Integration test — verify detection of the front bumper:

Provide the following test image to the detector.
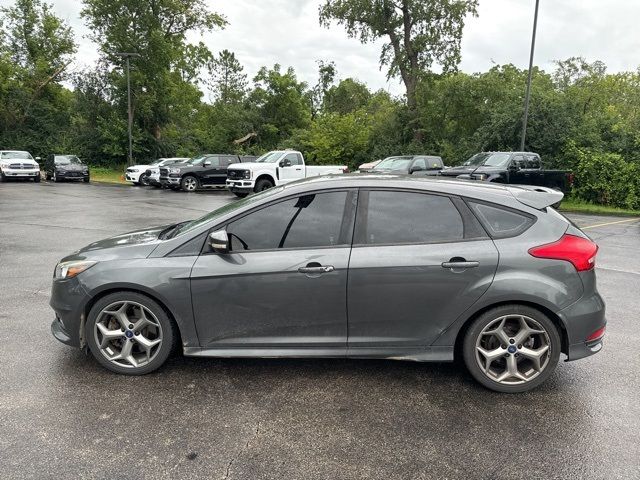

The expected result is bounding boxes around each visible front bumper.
[125,172,142,182]
[160,175,181,187]
[56,171,89,180]
[1,168,40,178]
[49,277,89,348]
[226,179,254,193]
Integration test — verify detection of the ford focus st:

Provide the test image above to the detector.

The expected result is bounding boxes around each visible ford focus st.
[50,176,605,393]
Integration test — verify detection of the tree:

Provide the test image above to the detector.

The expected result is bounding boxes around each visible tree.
[0,0,76,155]
[319,0,478,123]
[324,78,371,115]
[208,49,248,103]
[81,0,227,160]
[310,60,336,118]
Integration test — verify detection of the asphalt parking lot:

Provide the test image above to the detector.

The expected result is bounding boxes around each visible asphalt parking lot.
[1,180,639,479]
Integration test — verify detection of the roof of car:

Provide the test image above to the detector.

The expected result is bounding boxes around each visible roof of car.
[277,173,559,210]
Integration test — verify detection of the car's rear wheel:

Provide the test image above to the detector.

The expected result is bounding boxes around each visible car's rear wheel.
[86,292,177,375]
[180,175,199,192]
[463,305,560,393]
[254,178,274,192]
[53,171,59,182]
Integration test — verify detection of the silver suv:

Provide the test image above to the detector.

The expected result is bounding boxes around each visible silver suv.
[49,176,605,393]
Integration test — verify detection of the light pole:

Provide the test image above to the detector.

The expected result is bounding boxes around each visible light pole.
[114,52,140,166]
[520,0,540,152]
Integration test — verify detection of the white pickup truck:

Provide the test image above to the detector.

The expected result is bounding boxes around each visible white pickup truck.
[226,150,348,197]
[0,150,41,182]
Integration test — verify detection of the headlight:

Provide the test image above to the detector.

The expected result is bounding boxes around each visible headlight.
[54,260,97,279]
[243,170,251,179]
[169,168,181,174]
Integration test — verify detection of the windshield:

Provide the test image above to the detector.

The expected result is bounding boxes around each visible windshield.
[172,186,286,238]
[481,153,512,167]
[372,156,413,171]
[55,155,82,165]
[255,151,285,163]
[1,151,33,160]
[462,153,489,166]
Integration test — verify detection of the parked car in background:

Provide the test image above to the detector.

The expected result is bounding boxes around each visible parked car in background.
[226,150,349,197]
[44,155,90,183]
[370,155,444,176]
[439,152,573,193]
[0,150,41,182]
[358,159,381,172]
[160,154,255,192]
[49,175,605,393]
[144,158,190,187]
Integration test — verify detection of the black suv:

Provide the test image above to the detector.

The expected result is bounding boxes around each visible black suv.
[44,155,90,182]
[160,154,257,192]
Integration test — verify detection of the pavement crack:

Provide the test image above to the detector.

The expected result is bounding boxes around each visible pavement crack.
[222,421,261,480]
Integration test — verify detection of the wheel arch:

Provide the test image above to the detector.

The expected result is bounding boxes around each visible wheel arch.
[452,300,569,361]
[254,173,275,185]
[82,286,184,349]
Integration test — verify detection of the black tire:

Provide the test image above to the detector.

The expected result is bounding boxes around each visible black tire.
[462,304,561,393]
[34,174,40,183]
[84,176,90,183]
[180,175,199,192]
[53,171,59,182]
[139,173,150,186]
[0,173,5,182]
[46,172,51,180]
[254,178,274,192]
[234,191,249,198]
[85,291,178,375]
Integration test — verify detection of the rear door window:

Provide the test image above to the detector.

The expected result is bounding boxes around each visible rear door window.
[354,191,482,245]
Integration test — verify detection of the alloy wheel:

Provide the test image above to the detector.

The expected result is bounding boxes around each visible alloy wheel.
[93,301,163,368]
[475,314,551,385]
[183,177,197,191]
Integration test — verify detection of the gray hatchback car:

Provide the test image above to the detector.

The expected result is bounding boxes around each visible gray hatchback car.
[50,175,606,393]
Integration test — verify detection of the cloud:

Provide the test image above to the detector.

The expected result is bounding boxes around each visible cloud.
[10,0,639,96]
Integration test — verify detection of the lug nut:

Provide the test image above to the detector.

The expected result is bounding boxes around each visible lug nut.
[518,345,522,349]
[515,353,520,358]
[128,324,134,329]
[501,345,507,349]
[504,353,510,358]
[509,339,515,344]
[121,328,125,332]
[130,338,135,342]
[134,331,140,336]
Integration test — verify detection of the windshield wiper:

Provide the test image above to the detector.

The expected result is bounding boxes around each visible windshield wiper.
[163,221,193,239]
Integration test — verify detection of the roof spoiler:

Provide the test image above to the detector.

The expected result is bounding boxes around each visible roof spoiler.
[507,185,564,210]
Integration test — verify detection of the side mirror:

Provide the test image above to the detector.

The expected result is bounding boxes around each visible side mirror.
[410,166,425,173]
[208,229,229,254]
[203,161,211,167]
[35,156,41,161]
[279,159,292,167]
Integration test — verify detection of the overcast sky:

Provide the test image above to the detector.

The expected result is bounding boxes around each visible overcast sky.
[4,0,639,96]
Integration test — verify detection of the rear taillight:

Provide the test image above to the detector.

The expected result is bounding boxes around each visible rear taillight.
[586,326,606,342]
[567,172,575,186]
[528,234,598,271]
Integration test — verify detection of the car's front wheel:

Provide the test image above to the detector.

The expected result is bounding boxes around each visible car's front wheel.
[233,191,249,198]
[180,175,199,192]
[86,292,177,375]
[463,305,561,393]
[254,178,274,192]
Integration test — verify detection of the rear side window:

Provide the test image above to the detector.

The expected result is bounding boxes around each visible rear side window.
[355,191,480,245]
[468,202,535,239]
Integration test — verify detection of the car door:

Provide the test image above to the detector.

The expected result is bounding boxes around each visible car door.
[218,155,239,185]
[347,189,499,350]
[190,189,357,350]
[199,156,222,186]
[509,154,529,184]
[278,152,304,182]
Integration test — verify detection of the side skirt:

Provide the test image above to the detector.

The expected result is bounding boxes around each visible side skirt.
[183,346,454,362]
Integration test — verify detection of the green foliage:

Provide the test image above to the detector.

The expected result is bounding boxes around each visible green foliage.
[566,144,640,209]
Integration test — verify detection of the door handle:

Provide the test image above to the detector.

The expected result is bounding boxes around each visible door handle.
[441,260,479,269]
[298,264,335,274]
[295,168,302,171]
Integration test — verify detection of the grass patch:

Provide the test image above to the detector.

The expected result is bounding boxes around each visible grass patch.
[560,197,640,217]
[90,167,127,184]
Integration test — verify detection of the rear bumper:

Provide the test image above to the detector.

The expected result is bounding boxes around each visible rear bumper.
[558,291,606,361]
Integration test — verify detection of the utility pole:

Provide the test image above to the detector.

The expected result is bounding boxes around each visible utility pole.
[520,0,540,152]
[114,52,141,166]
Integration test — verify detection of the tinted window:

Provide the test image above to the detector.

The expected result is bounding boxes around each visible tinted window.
[227,191,350,251]
[526,155,540,168]
[469,202,534,238]
[513,155,526,168]
[222,156,238,165]
[355,191,464,245]
[205,156,220,167]
[412,158,427,170]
